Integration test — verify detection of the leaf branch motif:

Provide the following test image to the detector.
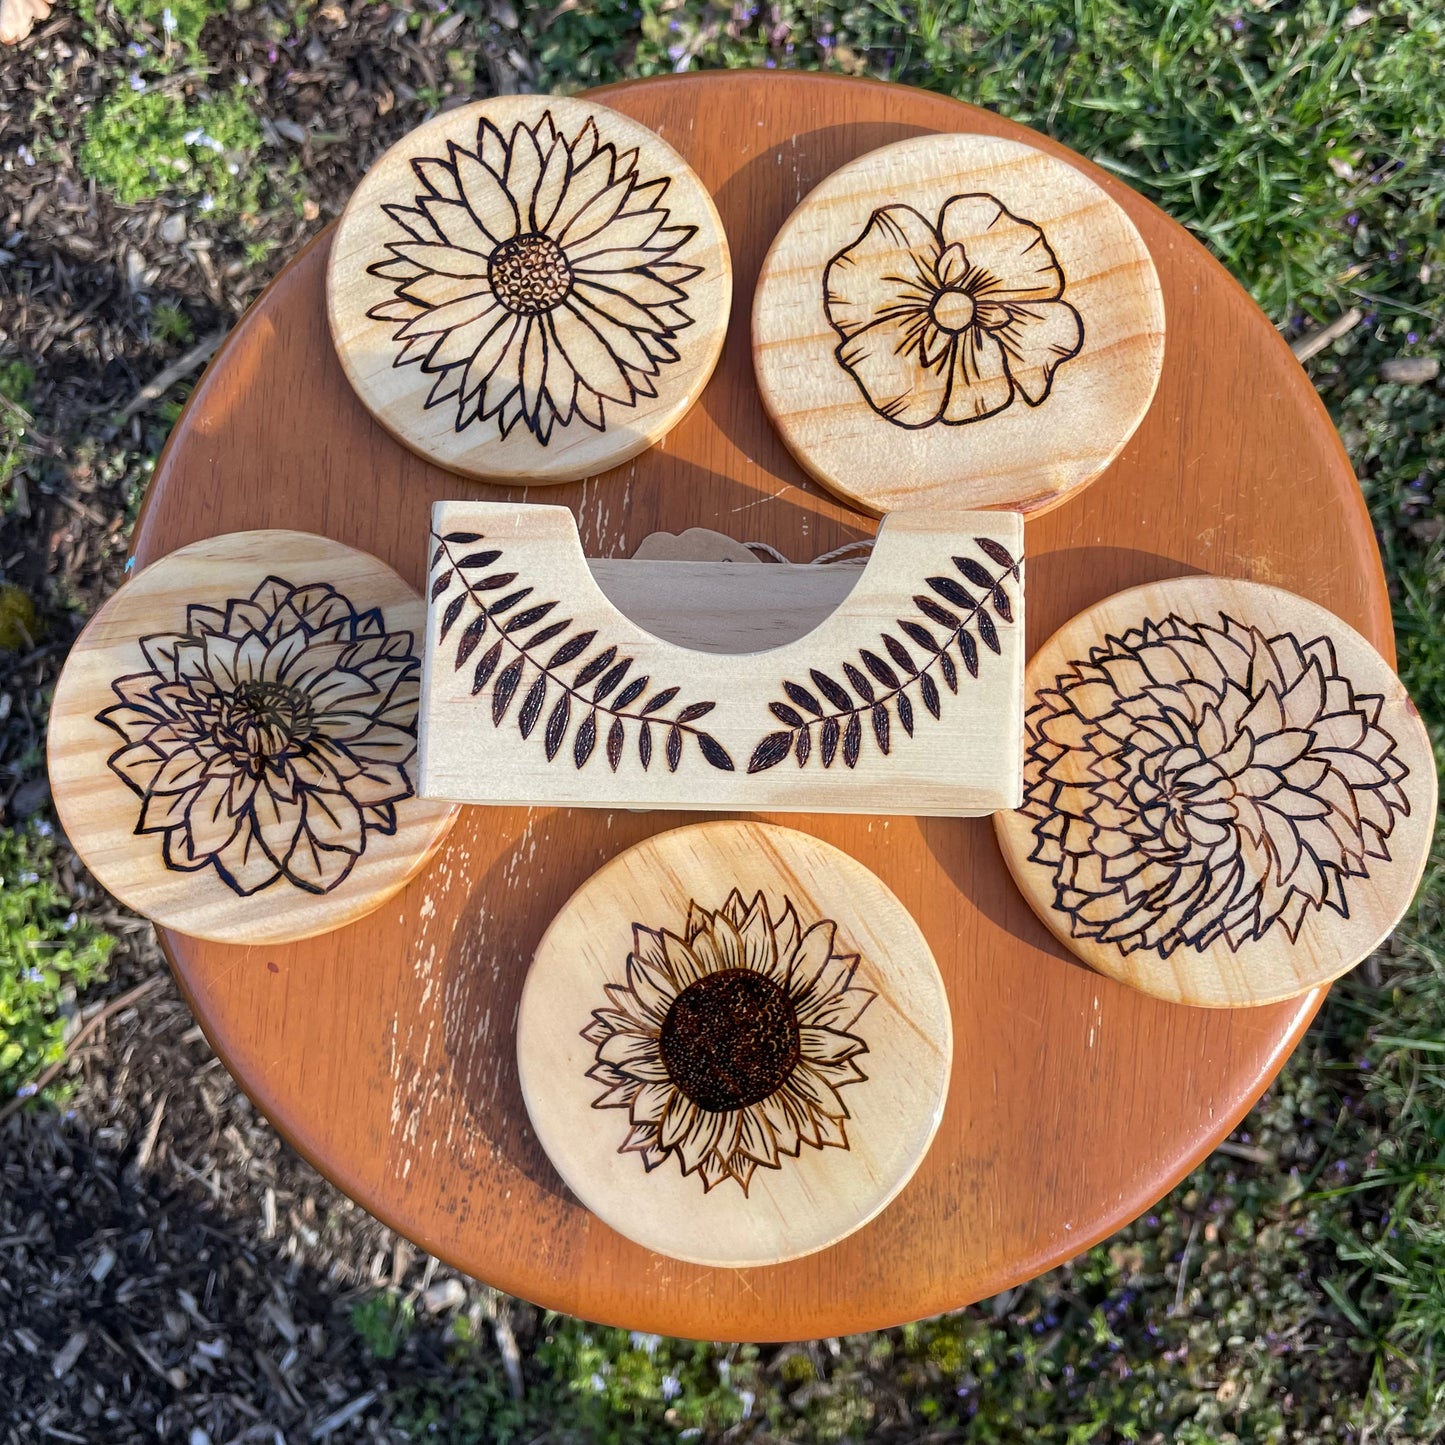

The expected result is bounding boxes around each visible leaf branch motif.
[747,537,1019,773]
[430,531,735,773]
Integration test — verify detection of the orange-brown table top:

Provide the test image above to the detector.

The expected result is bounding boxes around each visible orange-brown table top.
[133,72,1384,1341]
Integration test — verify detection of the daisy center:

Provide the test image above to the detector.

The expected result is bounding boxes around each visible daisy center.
[659,968,801,1113]
[218,679,315,769]
[930,287,977,333]
[488,232,573,315]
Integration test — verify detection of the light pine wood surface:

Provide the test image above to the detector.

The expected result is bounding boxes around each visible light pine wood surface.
[47,531,459,944]
[327,94,731,485]
[421,500,1024,814]
[994,577,1436,1007]
[518,821,951,1267]
[126,73,1389,1341]
[754,131,1165,516]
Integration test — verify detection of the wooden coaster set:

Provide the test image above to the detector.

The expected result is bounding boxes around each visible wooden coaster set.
[49,95,1435,1275]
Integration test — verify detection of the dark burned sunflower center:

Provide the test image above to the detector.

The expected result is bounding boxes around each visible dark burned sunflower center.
[488,232,573,315]
[659,968,801,1113]
[218,679,315,767]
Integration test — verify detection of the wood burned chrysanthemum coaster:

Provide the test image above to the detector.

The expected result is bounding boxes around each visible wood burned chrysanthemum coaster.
[753,132,1164,515]
[993,578,1436,1008]
[326,94,731,485]
[517,822,952,1267]
[47,531,459,945]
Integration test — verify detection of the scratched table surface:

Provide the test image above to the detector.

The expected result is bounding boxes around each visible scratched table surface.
[132,72,1387,1342]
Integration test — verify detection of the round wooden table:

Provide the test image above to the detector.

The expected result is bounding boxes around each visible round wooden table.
[135,72,1387,1341]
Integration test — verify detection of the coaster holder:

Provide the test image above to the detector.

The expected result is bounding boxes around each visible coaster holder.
[418,500,1026,817]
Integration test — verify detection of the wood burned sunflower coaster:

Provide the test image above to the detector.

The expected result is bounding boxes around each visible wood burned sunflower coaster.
[327,94,731,485]
[517,822,952,1267]
[994,578,1437,1008]
[47,531,459,945]
[753,132,1164,515]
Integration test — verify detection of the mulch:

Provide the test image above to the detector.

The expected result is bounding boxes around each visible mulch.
[1,5,548,1440]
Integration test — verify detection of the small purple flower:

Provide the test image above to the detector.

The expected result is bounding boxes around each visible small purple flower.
[1346,211,1361,227]
[1407,331,1419,343]
[17,1082,38,1099]
[128,72,147,92]
[1232,16,1244,31]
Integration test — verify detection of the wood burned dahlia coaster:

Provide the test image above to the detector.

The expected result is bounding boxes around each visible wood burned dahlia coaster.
[327,94,732,485]
[516,822,952,1267]
[753,132,1165,515]
[47,531,459,945]
[993,579,1437,1008]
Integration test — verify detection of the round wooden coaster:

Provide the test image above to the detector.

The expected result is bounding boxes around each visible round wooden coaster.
[753,131,1165,515]
[517,821,952,1268]
[327,94,732,485]
[47,531,459,945]
[994,578,1437,1007]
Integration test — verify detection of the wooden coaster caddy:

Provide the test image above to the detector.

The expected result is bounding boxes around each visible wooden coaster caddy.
[420,500,1024,815]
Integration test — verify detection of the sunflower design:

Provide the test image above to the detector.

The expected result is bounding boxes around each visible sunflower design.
[824,192,1084,429]
[98,577,421,897]
[582,890,875,1194]
[1021,612,1412,957]
[366,109,702,444]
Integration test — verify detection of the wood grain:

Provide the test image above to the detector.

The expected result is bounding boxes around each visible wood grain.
[518,821,951,1267]
[129,72,1388,1340]
[421,499,1024,814]
[47,531,459,945]
[994,577,1436,1007]
[754,131,1164,515]
[327,94,731,484]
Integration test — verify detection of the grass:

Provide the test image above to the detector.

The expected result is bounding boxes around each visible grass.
[0,359,36,511]
[0,823,113,1101]
[18,0,1445,1438]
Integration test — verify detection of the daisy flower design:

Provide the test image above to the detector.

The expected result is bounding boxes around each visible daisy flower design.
[1022,613,1412,956]
[98,578,420,897]
[824,192,1084,428]
[583,890,875,1194]
[366,109,702,444]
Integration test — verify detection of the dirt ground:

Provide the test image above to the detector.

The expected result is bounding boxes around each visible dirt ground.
[2,6,552,1441]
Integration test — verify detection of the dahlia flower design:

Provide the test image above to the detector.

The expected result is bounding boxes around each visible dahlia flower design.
[366,109,702,444]
[98,577,421,897]
[824,192,1083,429]
[1021,612,1412,957]
[583,890,875,1194]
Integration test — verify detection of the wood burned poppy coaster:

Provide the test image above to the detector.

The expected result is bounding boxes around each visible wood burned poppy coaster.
[753,132,1165,516]
[993,578,1437,1008]
[327,94,731,485]
[517,821,952,1267]
[47,531,460,945]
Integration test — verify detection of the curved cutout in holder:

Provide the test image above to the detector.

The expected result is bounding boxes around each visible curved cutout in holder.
[421,500,1024,815]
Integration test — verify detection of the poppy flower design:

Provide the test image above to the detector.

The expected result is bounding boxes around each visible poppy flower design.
[97,578,421,897]
[824,193,1083,428]
[1021,613,1412,957]
[583,889,874,1194]
[366,109,702,444]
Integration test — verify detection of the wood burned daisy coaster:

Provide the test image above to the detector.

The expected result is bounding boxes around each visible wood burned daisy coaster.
[994,578,1437,1008]
[753,132,1165,515]
[47,531,459,945]
[517,822,952,1267]
[327,95,731,485]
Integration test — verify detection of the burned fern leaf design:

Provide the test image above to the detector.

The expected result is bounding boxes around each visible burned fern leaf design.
[747,537,1020,774]
[430,531,734,773]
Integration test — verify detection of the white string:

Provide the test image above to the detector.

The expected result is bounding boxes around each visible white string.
[743,538,876,565]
